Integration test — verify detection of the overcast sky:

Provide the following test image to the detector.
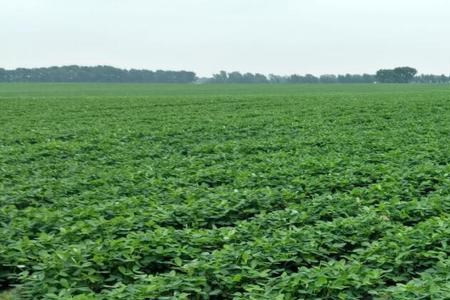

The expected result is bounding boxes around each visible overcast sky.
[1,0,449,76]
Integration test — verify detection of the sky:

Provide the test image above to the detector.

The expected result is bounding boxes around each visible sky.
[1,0,450,76]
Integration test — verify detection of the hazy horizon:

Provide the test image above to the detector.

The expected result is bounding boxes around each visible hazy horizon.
[2,0,450,77]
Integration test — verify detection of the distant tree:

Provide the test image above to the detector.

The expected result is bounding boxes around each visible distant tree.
[228,71,244,83]
[375,69,396,83]
[288,74,319,84]
[320,74,337,83]
[268,74,287,83]
[337,74,351,83]
[254,73,269,83]
[393,67,417,83]
[242,73,255,83]
[336,74,375,83]
[304,74,320,83]
[254,73,268,83]
[376,67,417,83]
[0,68,7,81]
[211,71,228,83]
[288,74,302,83]
[362,74,376,83]
[209,71,268,83]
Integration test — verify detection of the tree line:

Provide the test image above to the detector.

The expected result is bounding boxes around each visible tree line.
[208,72,377,84]
[1,65,450,84]
[0,66,196,83]
[207,67,450,84]
[208,67,436,84]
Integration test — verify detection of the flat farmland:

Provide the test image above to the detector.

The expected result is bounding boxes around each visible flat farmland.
[1,84,450,299]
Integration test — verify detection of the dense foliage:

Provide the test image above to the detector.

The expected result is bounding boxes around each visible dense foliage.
[375,67,418,83]
[0,66,197,83]
[1,84,450,299]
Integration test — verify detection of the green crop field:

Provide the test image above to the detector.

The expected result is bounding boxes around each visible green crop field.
[1,83,450,299]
